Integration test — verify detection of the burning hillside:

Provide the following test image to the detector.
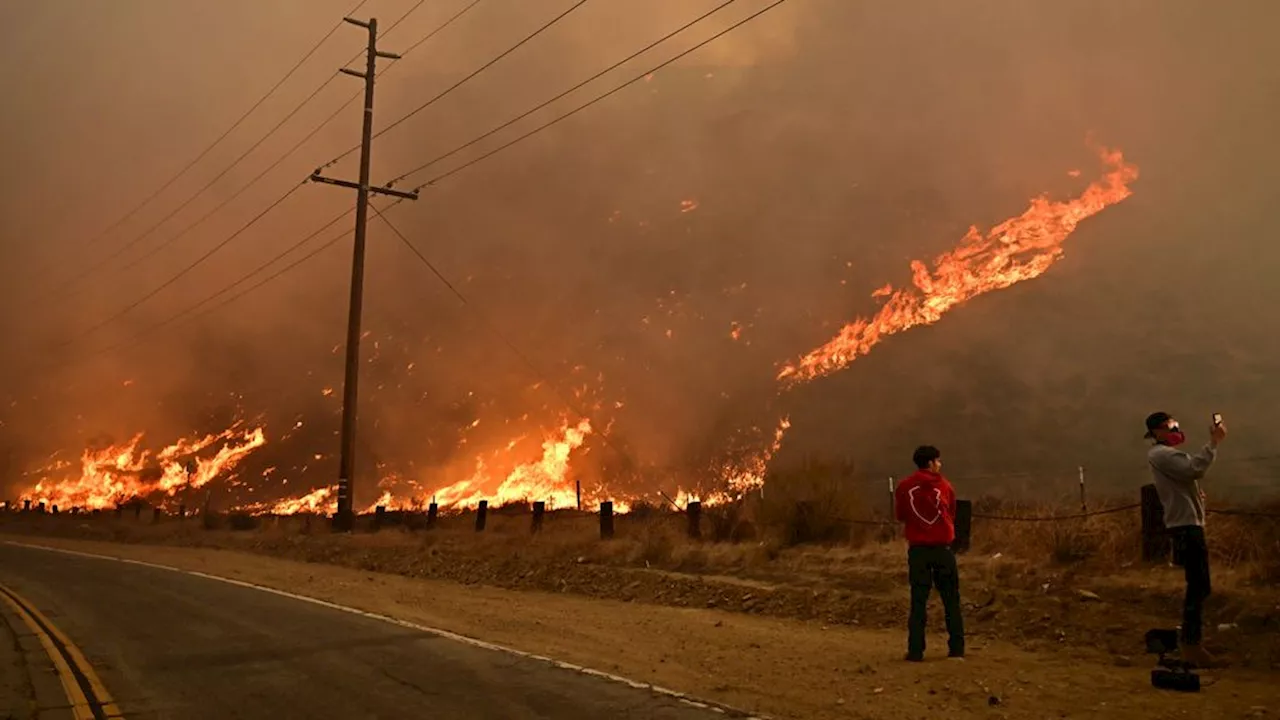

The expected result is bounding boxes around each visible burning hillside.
[15,146,1137,516]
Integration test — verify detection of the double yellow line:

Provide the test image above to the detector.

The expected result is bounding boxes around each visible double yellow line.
[0,583,122,720]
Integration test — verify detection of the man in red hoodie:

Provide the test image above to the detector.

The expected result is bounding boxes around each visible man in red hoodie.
[895,445,964,662]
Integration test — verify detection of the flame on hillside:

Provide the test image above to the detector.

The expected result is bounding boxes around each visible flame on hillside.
[431,418,595,509]
[778,147,1139,385]
[21,425,267,510]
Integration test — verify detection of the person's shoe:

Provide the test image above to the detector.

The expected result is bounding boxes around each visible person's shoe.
[904,652,924,663]
[947,651,965,661]
[1180,644,1216,669]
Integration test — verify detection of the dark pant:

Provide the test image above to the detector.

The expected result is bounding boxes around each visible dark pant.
[1170,525,1211,646]
[907,545,964,657]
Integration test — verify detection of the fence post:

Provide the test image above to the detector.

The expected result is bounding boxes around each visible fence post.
[51,505,59,515]
[531,501,545,534]
[1140,484,1170,563]
[427,502,439,529]
[576,481,582,512]
[37,502,46,514]
[888,476,895,519]
[600,501,615,539]
[178,504,186,520]
[23,499,31,512]
[953,499,972,554]
[475,501,488,532]
[373,505,386,531]
[134,503,142,521]
[687,500,702,540]
[152,508,164,523]
[1079,465,1087,513]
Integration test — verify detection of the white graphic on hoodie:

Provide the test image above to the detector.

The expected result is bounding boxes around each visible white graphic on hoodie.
[907,485,944,525]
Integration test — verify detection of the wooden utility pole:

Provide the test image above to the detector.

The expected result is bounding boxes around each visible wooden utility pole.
[310,16,419,531]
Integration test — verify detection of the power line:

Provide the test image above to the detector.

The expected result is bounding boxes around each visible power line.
[26,0,786,366]
[388,0,742,186]
[109,0,472,280]
[20,0,371,304]
[53,181,309,348]
[23,1,440,310]
[398,0,791,192]
[318,0,588,172]
[25,1,489,361]
[369,204,639,468]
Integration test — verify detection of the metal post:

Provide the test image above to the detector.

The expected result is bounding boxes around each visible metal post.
[313,17,417,532]
[599,501,615,539]
[1078,465,1087,513]
[531,501,545,533]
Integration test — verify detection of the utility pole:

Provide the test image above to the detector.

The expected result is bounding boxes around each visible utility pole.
[310,16,419,532]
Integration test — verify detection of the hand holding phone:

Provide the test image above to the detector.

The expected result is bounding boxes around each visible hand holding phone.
[1210,413,1227,446]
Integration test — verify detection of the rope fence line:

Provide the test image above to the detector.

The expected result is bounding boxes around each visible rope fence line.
[830,503,1280,526]
[970,503,1141,522]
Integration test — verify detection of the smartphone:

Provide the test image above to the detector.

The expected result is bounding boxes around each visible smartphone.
[1212,413,1223,427]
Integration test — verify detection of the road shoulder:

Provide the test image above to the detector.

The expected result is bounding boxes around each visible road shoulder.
[3,534,1277,720]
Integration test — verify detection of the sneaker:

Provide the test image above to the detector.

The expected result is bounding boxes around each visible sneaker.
[1180,644,1216,669]
[947,652,965,661]
[905,652,924,662]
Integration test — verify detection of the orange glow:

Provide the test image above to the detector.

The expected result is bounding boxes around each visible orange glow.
[22,426,267,510]
[778,147,1138,386]
[254,485,335,516]
[431,418,594,509]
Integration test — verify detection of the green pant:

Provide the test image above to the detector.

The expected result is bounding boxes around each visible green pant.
[907,545,964,658]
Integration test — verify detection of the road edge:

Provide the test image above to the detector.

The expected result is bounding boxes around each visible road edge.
[0,581,122,720]
[3,539,769,720]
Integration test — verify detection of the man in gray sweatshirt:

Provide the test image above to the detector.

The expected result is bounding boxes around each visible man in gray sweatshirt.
[1144,411,1226,668]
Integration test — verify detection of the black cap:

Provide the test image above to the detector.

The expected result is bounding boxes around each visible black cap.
[1144,411,1172,439]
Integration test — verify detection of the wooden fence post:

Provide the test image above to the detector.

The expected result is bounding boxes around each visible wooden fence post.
[374,505,386,531]
[152,508,164,523]
[1140,484,1171,563]
[687,500,702,540]
[51,505,59,515]
[1078,465,1087,513]
[22,500,30,512]
[953,499,972,554]
[427,502,439,529]
[475,501,488,532]
[134,503,142,521]
[576,481,582,512]
[531,501,545,534]
[599,501,615,539]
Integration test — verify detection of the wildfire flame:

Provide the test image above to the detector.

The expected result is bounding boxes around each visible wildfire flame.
[778,147,1138,386]
[22,426,267,511]
[431,418,594,509]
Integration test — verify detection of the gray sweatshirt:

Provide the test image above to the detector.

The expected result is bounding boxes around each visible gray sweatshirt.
[1148,443,1217,528]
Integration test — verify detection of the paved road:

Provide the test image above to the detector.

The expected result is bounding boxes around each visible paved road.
[0,543,737,720]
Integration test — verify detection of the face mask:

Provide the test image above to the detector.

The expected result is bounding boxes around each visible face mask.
[1164,425,1186,446]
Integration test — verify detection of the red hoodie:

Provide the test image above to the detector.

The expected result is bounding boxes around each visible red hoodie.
[895,470,957,547]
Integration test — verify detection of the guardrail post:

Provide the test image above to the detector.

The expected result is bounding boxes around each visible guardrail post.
[599,501,615,539]
[953,499,972,554]
[1140,484,1170,563]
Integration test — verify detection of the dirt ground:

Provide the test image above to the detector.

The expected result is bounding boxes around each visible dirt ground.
[2,529,1277,720]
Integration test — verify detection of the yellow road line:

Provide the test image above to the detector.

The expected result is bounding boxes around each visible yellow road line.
[0,583,123,719]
